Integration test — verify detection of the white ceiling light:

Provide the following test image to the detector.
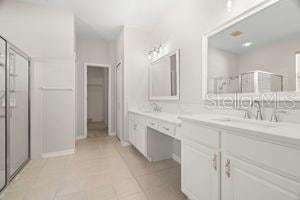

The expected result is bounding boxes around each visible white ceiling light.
[227,0,233,12]
[242,42,253,47]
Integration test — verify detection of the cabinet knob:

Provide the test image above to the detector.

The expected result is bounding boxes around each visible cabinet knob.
[225,159,231,178]
[213,154,217,171]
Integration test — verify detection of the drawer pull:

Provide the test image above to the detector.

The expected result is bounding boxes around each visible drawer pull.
[213,154,217,171]
[225,159,231,178]
[151,122,155,126]
[163,127,170,131]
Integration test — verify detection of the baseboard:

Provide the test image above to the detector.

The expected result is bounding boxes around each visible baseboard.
[109,132,116,136]
[76,135,87,140]
[42,149,75,158]
[121,141,131,147]
[172,153,181,164]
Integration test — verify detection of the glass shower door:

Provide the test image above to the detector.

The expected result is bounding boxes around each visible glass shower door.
[0,37,6,191]
[8,48,29,177]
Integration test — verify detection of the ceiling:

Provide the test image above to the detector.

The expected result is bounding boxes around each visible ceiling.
[209,0,300,54]
[17,0,178,41]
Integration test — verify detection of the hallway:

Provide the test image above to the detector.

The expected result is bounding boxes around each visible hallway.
[1,128,185,200]
[87,122,108,138]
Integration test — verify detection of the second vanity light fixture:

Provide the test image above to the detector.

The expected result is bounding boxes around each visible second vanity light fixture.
[148,42,164,60]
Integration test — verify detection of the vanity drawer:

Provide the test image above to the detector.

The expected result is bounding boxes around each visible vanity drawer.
[147,119,159,129]
[181,121,220,149]
[222,131,300,179]
[158,121,176,137]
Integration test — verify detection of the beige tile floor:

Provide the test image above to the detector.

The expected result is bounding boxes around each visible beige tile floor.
[0,122,186,200]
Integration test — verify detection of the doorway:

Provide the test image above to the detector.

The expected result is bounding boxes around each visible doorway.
[84,64,111,139]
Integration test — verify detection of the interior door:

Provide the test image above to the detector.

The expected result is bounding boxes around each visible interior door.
[0,37,6,191]
[222,154,300,200]
[8,49,29,177]
[116,62,122,140]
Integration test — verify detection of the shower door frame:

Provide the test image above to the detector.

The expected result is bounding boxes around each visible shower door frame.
[3,40,31,190]
[0,36,7,193]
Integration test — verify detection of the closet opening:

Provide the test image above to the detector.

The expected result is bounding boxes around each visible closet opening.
[83,64,111,139]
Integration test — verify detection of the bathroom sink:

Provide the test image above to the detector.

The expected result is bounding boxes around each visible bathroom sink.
[213,117,278,128]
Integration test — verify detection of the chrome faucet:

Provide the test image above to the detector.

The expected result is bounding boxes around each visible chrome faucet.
[251,100,263,120]
[270,108,287,122]
[150,102,162,112]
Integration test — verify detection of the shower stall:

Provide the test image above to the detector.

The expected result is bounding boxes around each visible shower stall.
[241,70,283,93]
[0,36,30,192]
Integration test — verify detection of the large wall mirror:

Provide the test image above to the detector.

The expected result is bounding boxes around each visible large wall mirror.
[149,49,180,100]
[203,0,300,100]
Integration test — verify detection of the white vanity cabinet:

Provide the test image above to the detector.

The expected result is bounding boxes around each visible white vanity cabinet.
[128,111,181,162]
[182,139,220,200]
[180,119,300,200]
[222,154,300,200]
[129,114,147,156]
[181,123,220,200]
[221,132,300,200]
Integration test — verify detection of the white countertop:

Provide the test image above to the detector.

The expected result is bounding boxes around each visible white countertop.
[129,109,300,146]
[128,109,182,125]
[179,114,300,146]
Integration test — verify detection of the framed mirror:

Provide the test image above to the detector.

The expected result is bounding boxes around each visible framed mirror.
[203,0,300,101]
[149,49,180,100]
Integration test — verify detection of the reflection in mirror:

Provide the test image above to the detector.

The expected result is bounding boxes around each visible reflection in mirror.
[297,52,300,91]
[207,0,300,94]
[150,49,179,100]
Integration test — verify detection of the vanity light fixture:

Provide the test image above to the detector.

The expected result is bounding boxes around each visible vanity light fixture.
[148,42,165,60]
[227,0,233,12]
[242,42,253,47]
[157,43,163,54]
[148,50,153,60]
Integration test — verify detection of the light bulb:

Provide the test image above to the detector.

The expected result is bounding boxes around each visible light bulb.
[227,0,233,12]
[148,51,152,60]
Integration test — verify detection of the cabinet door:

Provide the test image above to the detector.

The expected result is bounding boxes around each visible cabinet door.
[128,119,136,145]
[181,139,220,200]
[135,124,146,156]
[222,154,300,200]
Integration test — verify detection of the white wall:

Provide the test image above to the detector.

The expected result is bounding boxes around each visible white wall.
[114,27,156,142]
[76,34,112,137]
[0,1,76,158]
[110,29,124,140]
[0,1,74,58]
[36,59,75,156]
